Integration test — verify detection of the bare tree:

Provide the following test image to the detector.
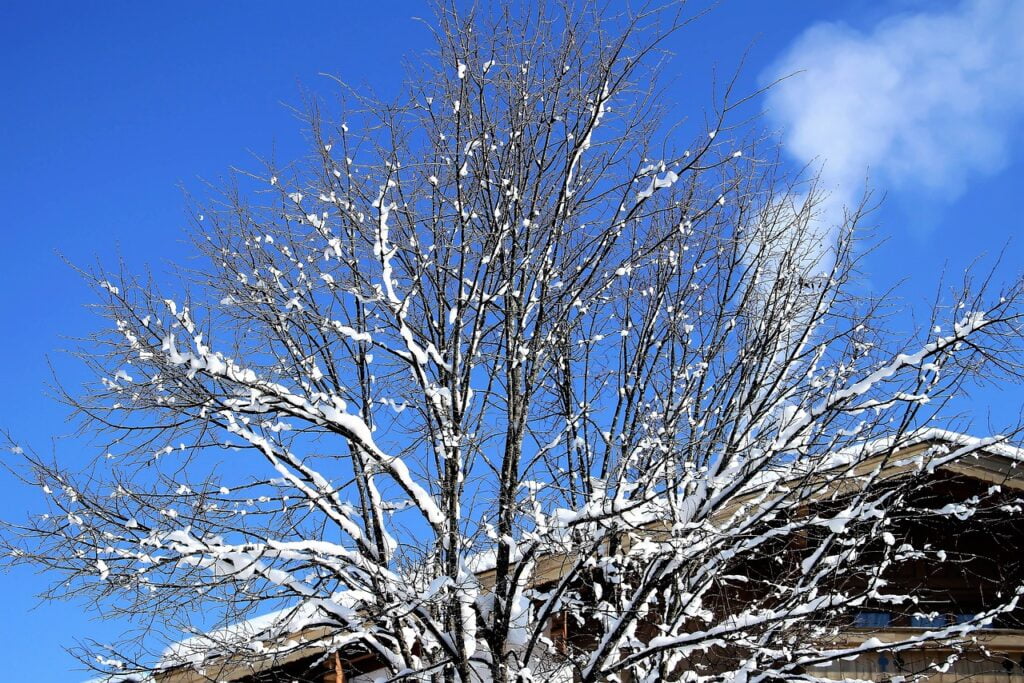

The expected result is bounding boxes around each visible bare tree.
[5,3,1024,683]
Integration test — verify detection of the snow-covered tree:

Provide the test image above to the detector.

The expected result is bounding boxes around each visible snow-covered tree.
[5,4,1024,683]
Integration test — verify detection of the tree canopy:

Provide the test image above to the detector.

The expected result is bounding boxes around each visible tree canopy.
[5,3,1024,683]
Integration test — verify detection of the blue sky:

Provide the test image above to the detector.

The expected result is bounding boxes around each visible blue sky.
[1,1,1022,680]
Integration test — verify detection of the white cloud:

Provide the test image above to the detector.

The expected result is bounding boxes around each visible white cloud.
[763,0,1024,218]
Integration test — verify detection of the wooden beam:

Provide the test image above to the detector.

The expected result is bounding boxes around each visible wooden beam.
[323,651,345,683]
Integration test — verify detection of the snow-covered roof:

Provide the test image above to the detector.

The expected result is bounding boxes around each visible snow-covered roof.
[85,675,152,683]
[148,595,373,683]
[899,427,1024,462]
[736,427,1024,497]
[828,427,1024,465]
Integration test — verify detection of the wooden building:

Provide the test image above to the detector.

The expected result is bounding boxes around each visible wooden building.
[151,434,1024,683]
